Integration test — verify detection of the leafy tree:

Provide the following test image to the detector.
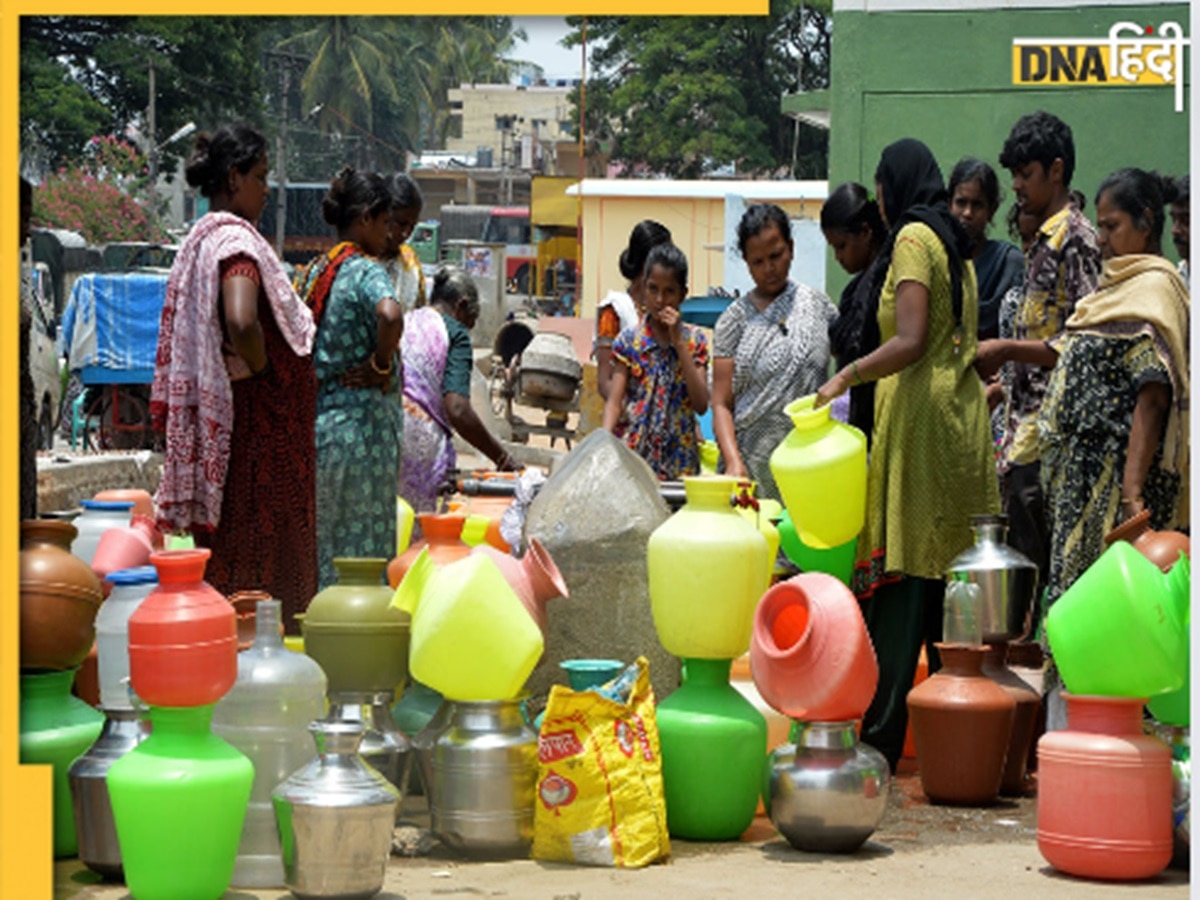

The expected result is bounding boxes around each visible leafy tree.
[565,0,831,179]
[20,17,269,174]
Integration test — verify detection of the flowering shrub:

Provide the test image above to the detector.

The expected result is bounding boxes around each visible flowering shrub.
[31,135,168,243]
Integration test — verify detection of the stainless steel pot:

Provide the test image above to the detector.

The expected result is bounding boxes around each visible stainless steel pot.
[67,707,149,878]
[946,514,1039,642]
[326,691,412,813]
[429,699,537,858]
[272,720,400,900]
[1154,722,1190,863]
[767,720,890,853]
[411,699,454,808]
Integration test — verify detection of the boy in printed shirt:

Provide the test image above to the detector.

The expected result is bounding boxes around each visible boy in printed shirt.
[975,111,1102,597]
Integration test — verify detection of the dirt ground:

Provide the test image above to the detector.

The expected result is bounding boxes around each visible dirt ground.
[52,761,1189,900]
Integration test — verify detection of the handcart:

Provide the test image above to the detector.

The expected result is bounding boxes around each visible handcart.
[60,271,169,452]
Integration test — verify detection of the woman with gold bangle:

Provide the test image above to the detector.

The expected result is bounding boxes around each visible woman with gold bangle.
[296,167,405,589]
[398,266,518,523]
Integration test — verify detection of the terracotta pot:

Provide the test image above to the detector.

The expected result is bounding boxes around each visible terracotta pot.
[93,489,155,520]
[1103,509,1190,573]
[228,590,276,652]
[20,520,105,671]
[980,642,1040,796]
[906,643,1015,805]
[387,514,470,588]
[749,572,879,722]
[72,642,101,707]
[469,538,568,637]
[1038,694,1173,880]
[128,549,238,707]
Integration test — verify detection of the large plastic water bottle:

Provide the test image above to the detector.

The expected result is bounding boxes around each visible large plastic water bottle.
[96,566,158,710]
[213,599,328,889]
[72,500,134,566]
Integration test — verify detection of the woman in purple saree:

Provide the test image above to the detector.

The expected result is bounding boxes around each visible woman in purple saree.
[399,267,518,514]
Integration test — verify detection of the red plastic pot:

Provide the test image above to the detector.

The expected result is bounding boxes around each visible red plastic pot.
[128,549,238,707]
[749,572,878,721]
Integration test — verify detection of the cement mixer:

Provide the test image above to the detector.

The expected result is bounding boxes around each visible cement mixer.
[489,319,582,448]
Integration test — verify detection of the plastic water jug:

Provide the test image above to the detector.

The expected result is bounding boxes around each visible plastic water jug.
[1038,694,1172,879]
[769,395,867,549]
[750,572,878,721]
[1046,544,1189,698]
[72,500,133,566]
[96,565,158,710]
[392,548,544,701]
[213,600,328,888]
[647,476,769,659]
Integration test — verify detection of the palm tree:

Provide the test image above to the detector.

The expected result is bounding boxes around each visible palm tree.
[277,18,415,168]
[275,17,530,166]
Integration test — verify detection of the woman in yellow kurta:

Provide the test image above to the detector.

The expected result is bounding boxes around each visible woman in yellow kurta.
[816,138,1000,771]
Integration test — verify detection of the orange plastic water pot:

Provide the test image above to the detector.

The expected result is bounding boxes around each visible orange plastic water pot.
[1037,694,1173,880]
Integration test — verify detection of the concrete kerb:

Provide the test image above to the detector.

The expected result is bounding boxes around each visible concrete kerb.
[36,450,162,514]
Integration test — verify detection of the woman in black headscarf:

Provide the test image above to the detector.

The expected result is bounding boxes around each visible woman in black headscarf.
[815,138,1000,772]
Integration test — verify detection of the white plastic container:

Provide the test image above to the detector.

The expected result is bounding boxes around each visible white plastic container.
[213,600,329,888]
[95,565,158,710]
[72,500,133,566]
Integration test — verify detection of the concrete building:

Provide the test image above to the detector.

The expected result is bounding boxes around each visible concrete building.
[445,83,579,176]
[566,179,829,317]
[785,0,1190,297]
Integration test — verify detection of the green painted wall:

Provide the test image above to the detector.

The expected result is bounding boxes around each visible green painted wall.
[825,3,1189,295]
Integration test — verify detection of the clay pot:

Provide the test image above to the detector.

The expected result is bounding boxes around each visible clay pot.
[20,520,105,671]
[906,643,1015,805]
[469,538,568,637]
[93,489,155,520]
[981,642,1040,796]
[73,643,100,707]
[1103,509,1190,572]
[128,549,239,707]
[387,514,470,588]
[228,590,276,652]
[749,572,879,722]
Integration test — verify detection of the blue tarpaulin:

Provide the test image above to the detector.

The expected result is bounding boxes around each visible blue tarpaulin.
[60,272,168,382]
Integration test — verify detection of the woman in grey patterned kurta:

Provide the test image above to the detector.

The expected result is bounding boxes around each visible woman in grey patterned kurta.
[297,168,405,590]
[712,204,837,501]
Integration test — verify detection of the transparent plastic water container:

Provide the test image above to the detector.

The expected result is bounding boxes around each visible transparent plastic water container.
[96,566,158,710]
[212,600,328,889]
[72,500,134,566]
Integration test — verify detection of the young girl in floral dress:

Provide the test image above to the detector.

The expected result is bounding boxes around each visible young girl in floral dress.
[601,244,709,479]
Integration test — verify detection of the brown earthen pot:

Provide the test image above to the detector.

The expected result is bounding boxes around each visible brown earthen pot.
[386,513,470,588]
[906,642,1016,805]
[981,642,1041,796]
[72,641,100,707]
[19,520,105,670]
[1103,509,1190,573]
[229,590,276,651]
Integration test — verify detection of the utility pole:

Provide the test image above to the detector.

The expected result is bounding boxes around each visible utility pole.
[147,56,157,239]
[275,63,290,256]
[266,49,310,259]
